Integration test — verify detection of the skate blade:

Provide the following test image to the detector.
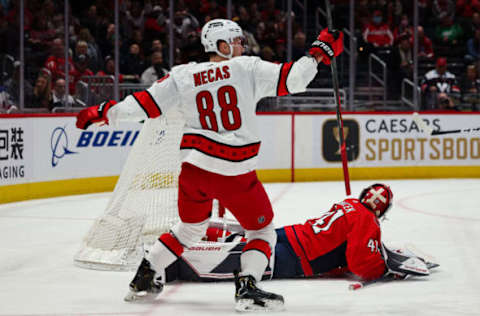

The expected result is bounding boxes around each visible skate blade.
[235,298,285,312]
[124,290,160,302]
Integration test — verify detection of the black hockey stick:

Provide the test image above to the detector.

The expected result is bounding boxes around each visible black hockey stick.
[349,273,399,291]
[413,112,480,135]
[325,0,351,196]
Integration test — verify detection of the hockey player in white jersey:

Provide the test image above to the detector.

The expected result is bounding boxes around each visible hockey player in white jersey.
[76,19,344,312]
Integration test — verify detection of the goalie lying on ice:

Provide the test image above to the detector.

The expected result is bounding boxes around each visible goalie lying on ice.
[160,183,438,283]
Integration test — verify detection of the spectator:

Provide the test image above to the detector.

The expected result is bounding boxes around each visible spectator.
[4,61,34,107]
[50,78,76,109]
[72,54,94,91]
[432,0,456,22]
[97,55,124,82]
[456,0,480,19]
[414,26,434,61]
[140,51,168,85]
[464,12,480,40]
[390,34,413,97]
[31,72,52,110]
[465,29,480,64]
[44,37,77,91]
[434,16,464,49]
[459,64,480,110]
[362,10,394,53]
[292,31,307,61]
[260,45,276,62]
[393,14,413,44]
[120,43,145,78]
[421,57,461,110]
[144,5,166,43]
[77,28,102,72]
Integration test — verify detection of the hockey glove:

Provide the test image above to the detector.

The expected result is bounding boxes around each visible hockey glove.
[76,100,117,130]
[309,28,344,65]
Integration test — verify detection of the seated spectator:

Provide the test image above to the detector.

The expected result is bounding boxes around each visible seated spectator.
[44,37,76,92]
[456,0,480,19]
[72,54,94,92]
[463,12,480,40]
[97,55,124,82]
[421,57,461,110]
[432,0,456,22]
[434,16,464,55]
[50,78,75,109]
[414,26,434,61]
[465,29,480,64]
[362,10,394,55]
[459,64,480,110]
[141,51,168,85]
[120,43,145,79]
[4,61,34,107]
[77,28,102,72]
[31,72,52,110]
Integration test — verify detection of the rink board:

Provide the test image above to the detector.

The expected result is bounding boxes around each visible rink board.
[1,112,479,203]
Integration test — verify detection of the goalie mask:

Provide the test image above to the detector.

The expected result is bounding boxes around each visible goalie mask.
[201,19,245,59]
[359,183,393,219]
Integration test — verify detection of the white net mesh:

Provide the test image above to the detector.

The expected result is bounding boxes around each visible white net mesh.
[74,109,184,271]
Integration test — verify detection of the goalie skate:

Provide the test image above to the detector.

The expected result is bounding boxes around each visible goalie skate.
[124,258,164,302]
[234,272,284,312]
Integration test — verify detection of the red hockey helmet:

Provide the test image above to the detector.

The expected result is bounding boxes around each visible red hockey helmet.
[359,183,393,219]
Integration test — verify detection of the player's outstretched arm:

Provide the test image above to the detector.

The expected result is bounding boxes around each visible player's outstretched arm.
[76,74,179,130]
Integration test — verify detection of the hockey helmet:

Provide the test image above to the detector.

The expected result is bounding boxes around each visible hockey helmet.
[359,183,393,219]
[201,19,244,59]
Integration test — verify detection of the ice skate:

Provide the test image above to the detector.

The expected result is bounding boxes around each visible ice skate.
[124,258,164,302]
[234,271,284,312]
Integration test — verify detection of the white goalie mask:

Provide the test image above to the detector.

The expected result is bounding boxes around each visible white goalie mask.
[201,19,245,59]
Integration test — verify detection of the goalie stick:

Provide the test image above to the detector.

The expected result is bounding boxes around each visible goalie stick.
[413,112,480,136]
[324,0,351,196]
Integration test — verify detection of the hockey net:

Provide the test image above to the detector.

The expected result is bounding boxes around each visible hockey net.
[74,109,185,271]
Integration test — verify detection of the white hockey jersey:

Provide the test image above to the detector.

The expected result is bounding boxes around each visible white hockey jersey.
[108,55,318,175]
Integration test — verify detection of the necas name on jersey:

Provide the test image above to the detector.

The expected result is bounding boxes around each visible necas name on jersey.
[193,65,231,87]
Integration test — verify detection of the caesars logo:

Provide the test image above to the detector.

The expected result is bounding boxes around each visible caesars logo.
[322,119,359,162]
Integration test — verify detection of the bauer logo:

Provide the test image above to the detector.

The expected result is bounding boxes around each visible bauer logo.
[322,119,359,162]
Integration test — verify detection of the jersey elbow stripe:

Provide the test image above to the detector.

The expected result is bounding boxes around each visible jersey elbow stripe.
[132,90,162,118]
[180,133,261,162]
[276,62,293,96]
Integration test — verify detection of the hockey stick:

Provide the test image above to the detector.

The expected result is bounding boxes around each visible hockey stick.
[413,112,480,136]
[349,273,400,291]
[325,0,351,196]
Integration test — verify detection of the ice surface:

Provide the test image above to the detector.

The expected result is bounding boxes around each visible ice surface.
[1,179,479,315]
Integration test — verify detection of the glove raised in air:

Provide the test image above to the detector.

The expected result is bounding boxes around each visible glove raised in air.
[76,100,117,130]
[309,28,344,65]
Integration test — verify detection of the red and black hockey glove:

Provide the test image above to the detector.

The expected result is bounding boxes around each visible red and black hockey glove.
[309,28,344,65]
[76,100,117,130]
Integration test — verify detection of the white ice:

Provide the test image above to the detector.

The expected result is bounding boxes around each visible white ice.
[1,179,480,316]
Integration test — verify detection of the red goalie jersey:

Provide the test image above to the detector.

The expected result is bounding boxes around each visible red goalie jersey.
[284,198,386,280]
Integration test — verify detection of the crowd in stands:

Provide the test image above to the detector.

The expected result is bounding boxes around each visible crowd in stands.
[1,0,480,112]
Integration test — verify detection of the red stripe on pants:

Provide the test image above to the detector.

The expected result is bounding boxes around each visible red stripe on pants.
[284,225,313,276]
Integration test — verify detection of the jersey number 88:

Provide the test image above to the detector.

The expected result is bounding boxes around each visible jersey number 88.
[196,85,242,132]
